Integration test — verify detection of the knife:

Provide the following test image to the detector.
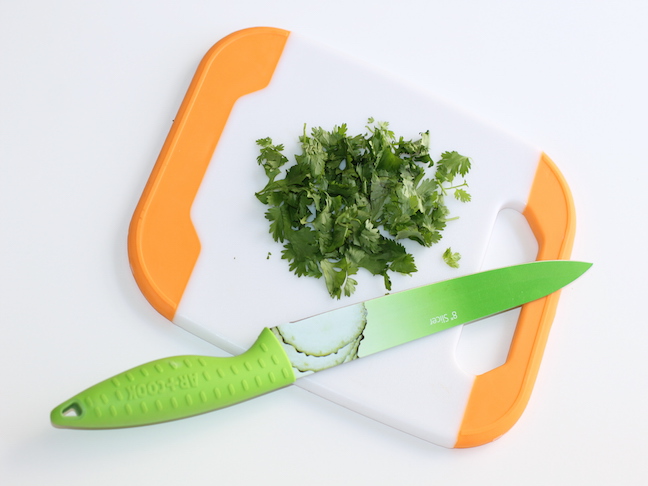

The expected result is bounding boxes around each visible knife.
[51,260,590,429]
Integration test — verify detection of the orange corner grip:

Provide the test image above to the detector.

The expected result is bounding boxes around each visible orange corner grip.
[455,153,576,448]
[128,27,290,321]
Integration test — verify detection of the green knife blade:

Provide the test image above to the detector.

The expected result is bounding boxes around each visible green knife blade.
[51,260,591,429]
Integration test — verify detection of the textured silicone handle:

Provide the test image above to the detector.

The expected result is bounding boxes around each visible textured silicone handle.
[51,328,295,429]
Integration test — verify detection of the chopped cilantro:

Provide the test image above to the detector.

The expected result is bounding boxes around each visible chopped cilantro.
[255,119,472,298]
[442,248,462,268]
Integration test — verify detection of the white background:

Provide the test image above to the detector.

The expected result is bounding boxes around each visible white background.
[1,1,646,484]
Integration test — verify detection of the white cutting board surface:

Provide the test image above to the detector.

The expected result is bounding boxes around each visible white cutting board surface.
[155,30,543,447]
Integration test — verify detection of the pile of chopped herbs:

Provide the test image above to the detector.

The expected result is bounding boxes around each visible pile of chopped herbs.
[255,119,471,299]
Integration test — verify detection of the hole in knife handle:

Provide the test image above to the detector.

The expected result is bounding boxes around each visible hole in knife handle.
[456,208,538,375]
[61,402,83,419]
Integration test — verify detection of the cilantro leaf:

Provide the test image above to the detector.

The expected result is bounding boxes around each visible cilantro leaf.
[454,188,471,202]
[281,227,321,277]
[256,138,289,182]
[442,247,461,268]
[320,258,358,299]
[265,205,291,242]
[437,151,471,180]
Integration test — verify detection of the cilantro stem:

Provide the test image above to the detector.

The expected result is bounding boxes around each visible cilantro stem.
[445,182,469,190]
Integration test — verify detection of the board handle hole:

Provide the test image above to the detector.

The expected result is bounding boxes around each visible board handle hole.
[456,208,538,375]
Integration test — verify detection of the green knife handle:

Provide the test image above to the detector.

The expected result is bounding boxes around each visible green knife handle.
[50,328,295,429]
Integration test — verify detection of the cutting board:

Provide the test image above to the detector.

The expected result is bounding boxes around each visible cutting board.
[128,27,575,448]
